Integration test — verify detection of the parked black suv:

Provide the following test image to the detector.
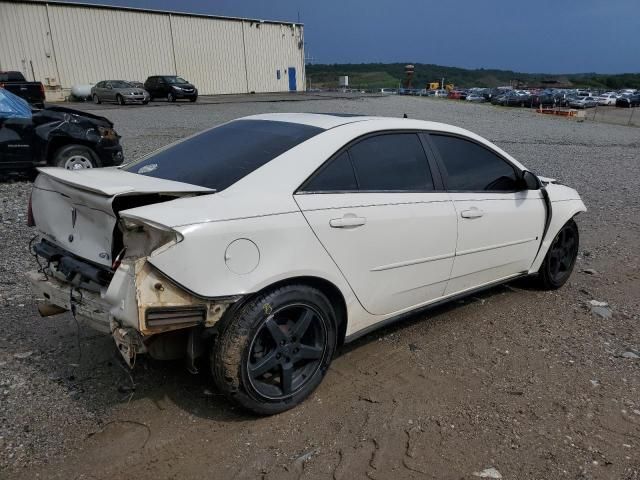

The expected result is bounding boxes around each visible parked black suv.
[144,76,198,103]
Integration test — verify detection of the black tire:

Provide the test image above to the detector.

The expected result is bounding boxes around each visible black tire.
[211,284,337,415]
[189,97,197,103]
[52,144,99,170]
[142,100,149,105]
[92,94,101,104]
[536,219,579,290]
[116,94,125,106]
[167,92,176,103]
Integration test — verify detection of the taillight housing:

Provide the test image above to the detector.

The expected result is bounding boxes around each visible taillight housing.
[119,216,182,259]
[27,191,35,227]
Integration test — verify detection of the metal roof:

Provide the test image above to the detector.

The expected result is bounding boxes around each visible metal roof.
[4,0,303,26]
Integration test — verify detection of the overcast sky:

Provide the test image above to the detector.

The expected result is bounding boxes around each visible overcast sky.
[64,0,638,74]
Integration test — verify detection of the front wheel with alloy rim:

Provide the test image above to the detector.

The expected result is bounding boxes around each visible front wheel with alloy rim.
[92,94,101,104]
[211,284,337,415]
[53,144,99,170]
[116,94,126,106]
[536,219,579,289]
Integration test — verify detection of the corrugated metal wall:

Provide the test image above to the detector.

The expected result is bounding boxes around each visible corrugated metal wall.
[0,2,59,86]
[171,15,246,95]
[47,5,176,88]
[244,22,305,92]
[0,1,305,95]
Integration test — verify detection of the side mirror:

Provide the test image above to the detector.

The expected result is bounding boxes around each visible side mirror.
[522,171,541,190]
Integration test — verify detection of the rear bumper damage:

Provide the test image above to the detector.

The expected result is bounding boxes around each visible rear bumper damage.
[28,252,238,367]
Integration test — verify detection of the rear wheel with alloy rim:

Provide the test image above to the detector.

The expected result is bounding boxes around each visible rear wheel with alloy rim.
[211,284,337,415]
[537,219,579,289]
[167,92,175,102]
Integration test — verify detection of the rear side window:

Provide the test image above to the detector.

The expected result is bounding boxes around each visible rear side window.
[125,120,323,191]
[348,134,433,191]
[430,134,519,191]
[303,152,357,192]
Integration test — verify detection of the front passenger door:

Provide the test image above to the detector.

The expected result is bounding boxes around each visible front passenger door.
[428,134,546,295]
[0,117,35,166]
[104,82,115,102]
[295,133,457,318]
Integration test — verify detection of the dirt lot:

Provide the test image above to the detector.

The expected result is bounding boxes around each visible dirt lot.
[1,94,639,479]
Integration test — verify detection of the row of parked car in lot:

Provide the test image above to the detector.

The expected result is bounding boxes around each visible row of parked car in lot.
[398,86,640,109]
[90,75,199,105]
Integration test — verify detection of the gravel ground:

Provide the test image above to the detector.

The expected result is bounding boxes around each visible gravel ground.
[1,94,638,479]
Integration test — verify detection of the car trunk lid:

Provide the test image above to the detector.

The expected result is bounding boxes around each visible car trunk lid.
[32,167,213,267]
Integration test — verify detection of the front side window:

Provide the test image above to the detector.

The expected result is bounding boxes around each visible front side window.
[430,134,519,191]
[348,133,433,191]
[124,120,323,191]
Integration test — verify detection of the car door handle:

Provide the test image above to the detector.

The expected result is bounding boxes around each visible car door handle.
[329,216,367,228]
[460,208,484,219]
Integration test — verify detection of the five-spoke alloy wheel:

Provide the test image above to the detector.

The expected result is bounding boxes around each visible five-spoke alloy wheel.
[247,304,327,400]
[212,284,337,415]
[537,219,579,289]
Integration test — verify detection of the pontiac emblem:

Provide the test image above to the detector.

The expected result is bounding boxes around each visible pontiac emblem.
[71,207,77,228]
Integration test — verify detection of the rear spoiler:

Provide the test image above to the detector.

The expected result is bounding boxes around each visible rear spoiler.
[35,167,214,197]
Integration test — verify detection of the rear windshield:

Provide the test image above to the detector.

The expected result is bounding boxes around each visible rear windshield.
[0,72,26,82]
[124,120,324,191]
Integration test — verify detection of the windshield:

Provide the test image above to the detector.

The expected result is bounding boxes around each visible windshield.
[123,120,324,191]
[165,76,188,84]
[111,81,133,88]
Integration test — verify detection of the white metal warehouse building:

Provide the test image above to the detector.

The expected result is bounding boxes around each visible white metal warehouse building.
[0,0,306,100]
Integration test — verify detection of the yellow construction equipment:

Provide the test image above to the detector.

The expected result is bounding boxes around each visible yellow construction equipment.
[427,82,440,90]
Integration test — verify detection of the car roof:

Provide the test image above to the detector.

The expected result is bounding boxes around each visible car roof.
[242,112,468,133]
[240,113,527,171]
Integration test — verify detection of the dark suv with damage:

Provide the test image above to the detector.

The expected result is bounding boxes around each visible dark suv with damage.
[0,91,123,172]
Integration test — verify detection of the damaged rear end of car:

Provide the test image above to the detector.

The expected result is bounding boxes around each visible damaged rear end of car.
[27,167,237,369]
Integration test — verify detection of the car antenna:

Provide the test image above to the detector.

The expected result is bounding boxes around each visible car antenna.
[403,113,408,118]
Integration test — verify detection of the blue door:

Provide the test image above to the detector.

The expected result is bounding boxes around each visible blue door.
[288,67,297,91]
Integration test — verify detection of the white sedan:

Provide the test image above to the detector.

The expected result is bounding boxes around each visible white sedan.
[595,93,618,105]
[27,113,585,414]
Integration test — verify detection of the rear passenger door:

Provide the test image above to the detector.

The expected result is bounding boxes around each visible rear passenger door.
[427,134,546,295]
[295,132,457,317]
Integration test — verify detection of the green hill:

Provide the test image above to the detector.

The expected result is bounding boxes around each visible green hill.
[306,63,640,90]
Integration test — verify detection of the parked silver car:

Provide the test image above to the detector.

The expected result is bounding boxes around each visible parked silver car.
[91,80,150,105]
